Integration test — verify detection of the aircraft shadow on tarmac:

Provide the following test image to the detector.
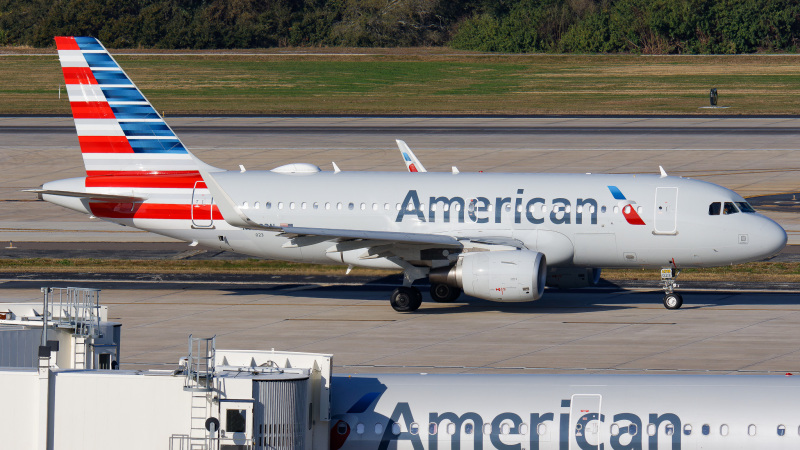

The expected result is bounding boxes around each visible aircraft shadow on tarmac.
[1,277,797,314]
[214,283,799,314]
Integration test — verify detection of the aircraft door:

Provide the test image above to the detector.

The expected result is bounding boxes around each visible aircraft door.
[569,394,602,450]
[191,181,214,228]
[653,187,678,235]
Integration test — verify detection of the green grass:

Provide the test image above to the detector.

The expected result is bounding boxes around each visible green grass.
[0,257,395,276]
[0,258,798,283]
[4,52,800,114]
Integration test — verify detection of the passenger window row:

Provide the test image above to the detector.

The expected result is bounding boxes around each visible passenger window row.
[339,421,791,438]
[240,201,640,216]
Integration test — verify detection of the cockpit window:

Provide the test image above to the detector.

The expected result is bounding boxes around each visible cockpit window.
[723,202,739,214]
[708,202,721,215]
[736,202,756,213]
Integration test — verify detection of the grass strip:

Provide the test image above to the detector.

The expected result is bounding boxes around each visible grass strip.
[4,52,800,115]
[0,258,797,283]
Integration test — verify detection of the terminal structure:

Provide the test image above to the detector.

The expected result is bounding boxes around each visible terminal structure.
[0,287,333,450]
[5,288,800,450]
[0,287,120,370]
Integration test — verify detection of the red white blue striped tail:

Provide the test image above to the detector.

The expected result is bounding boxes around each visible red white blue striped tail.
[55,36,209,177]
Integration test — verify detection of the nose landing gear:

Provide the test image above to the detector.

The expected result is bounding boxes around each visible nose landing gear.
[661,267,683,309]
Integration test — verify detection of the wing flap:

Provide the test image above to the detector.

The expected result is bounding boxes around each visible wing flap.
[198,165,462,246]
[282,227,460,246]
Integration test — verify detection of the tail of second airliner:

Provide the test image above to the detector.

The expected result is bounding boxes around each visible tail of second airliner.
[54,36,216,177]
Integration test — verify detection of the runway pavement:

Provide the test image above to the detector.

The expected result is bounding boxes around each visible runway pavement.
[1,116,798,244]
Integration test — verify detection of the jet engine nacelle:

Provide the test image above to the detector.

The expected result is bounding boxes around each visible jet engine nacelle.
[430,250,547,302]
[546,267,602,289]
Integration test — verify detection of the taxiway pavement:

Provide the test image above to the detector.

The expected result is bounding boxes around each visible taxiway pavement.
[2,278,799,375]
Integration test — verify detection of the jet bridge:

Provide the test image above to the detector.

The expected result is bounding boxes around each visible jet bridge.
[0,286,120,370]
[0,287,332,450]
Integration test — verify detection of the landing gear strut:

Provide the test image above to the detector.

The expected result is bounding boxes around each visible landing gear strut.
[390,286,422,312]
[388,261,428,312]
[430,283,462,303]
[661,267,683,310]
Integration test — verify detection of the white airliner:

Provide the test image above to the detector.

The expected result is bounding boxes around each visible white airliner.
[32,37,787,312]
[331,373,800,450]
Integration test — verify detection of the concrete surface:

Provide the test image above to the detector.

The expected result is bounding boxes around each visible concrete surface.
[2,279,799,375]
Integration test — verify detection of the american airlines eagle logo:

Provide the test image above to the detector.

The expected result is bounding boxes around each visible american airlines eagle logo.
[607,186,646,225]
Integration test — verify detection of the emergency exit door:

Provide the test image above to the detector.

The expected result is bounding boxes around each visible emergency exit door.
[570,394,602,450]
[654,187,678,235]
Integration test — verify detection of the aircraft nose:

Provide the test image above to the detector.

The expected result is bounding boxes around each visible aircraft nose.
[755,216,787,259]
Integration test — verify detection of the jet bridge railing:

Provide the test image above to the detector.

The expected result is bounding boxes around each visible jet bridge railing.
[184,334,216,392]
[42,287,101,339]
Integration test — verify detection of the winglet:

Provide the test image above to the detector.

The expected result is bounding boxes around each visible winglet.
[659,166,668,178]
[396,139,427,173]
[332,162,341,173]
[452,166,460,174]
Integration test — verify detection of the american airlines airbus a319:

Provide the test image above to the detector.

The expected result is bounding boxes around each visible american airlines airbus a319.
[32,37,787,312]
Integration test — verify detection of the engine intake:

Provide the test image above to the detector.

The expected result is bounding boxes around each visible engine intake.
[429,250,546,302]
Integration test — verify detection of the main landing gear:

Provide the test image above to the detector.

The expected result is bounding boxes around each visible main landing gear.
[430,283,462,303]
[389,263,428,312]
[390,284,463,312]
[390,286,422,312]
[661,267,683,310]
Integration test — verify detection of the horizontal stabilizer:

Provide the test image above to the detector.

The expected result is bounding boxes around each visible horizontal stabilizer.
[24,189,145,202]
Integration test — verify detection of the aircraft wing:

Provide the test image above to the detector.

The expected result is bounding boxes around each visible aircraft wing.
[281,226,460,246]
[198,167,463,247]
[282,228,523,251]
[199,168,529,250]
[24,189,146,202]
[458,236,525,248]
[282,228,523,248]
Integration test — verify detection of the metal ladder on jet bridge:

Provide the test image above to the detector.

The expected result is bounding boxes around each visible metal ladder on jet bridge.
[184,335,216,447]
[73,336,87,369]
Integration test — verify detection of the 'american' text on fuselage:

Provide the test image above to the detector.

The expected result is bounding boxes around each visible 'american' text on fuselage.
[395,190,599,225]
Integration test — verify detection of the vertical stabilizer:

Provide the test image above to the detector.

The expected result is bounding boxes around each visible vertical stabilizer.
[55,36,217,176]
